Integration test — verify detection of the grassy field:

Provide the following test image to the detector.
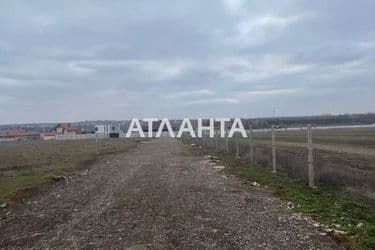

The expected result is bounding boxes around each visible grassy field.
[232,127,375,199]
[249,127,375,157]
[0,139,138,203]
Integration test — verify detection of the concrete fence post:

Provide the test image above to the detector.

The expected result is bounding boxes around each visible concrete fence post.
[235,134,240,158]
[307,124,315,187]
[215,130,219,150]
[196,129,199,145]
[95,133,99,155]
[271,125,276,173]
[225,131,229,152]
[249,125,253,162]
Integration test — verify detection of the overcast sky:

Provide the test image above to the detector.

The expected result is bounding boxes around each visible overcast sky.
[0,0,374,124]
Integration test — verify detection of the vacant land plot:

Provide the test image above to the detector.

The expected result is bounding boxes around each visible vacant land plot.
[0,138,338,249]
[203,127,375,198]
[0,139,138,203]
[252,127,375,157]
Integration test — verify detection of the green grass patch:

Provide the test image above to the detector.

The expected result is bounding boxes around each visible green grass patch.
[215,152,375,249]
[0,169,62,201]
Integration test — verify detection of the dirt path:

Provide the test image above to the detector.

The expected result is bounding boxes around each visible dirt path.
[0,138,338,249]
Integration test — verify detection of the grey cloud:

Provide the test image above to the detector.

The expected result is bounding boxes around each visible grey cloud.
[0,0,374,123]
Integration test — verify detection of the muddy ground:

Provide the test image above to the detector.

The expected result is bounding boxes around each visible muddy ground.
[0,138,339,249]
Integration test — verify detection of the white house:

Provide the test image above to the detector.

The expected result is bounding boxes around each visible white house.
[95,124,121,138]
[53,123,81,135]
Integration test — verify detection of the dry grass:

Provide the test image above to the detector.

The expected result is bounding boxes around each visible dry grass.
[250,127,375,157]
[0,139,138,202]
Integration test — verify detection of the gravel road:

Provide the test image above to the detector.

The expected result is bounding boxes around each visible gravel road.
[0,138,339,249]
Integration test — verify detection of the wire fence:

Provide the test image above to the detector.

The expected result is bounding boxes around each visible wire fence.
[55,134,108,140]
[186,125,375,199]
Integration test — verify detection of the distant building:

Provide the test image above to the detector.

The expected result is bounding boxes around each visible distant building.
[95,124,120,138]
[40,123,81,140]
[0,128,41,141]
[52,123,81,135]
[42,131,59,140]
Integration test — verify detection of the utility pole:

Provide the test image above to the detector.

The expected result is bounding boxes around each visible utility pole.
[272,125,276,173]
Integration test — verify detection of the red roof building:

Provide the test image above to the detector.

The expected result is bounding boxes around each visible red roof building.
[0,128,41,140]
[52,123,81,135]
